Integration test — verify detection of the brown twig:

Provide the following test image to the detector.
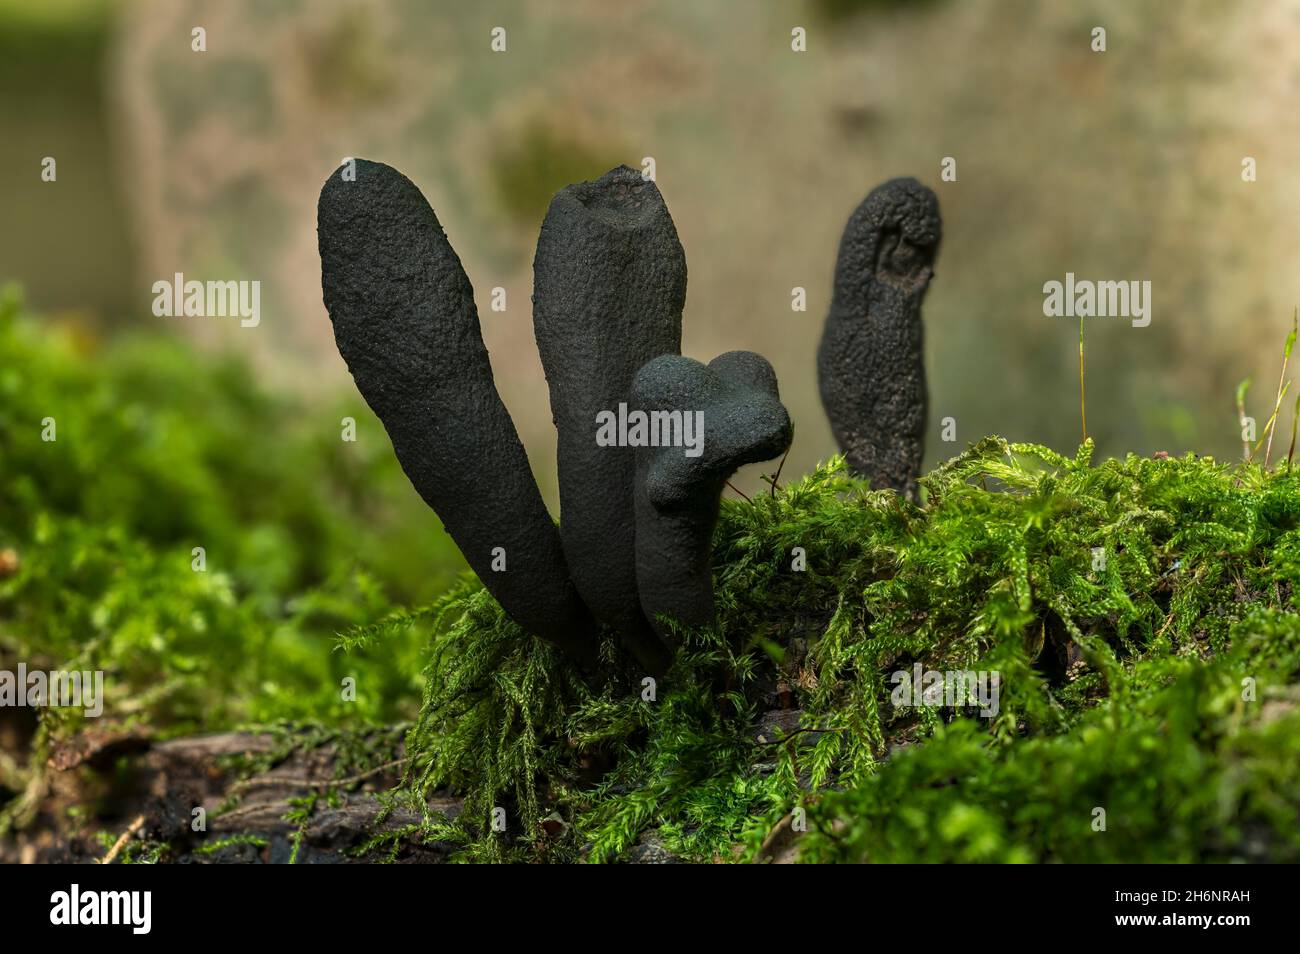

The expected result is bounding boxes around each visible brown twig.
[99,814,145,864]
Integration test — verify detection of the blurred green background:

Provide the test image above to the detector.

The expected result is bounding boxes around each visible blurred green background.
[4,0,1300,496]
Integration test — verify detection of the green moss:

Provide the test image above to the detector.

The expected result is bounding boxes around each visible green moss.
[0,289,462,832]
[192,834,268,857]
[372,437,1300,862]
[4,288,1300,862]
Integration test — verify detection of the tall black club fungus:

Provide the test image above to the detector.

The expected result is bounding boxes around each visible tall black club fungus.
[632,351,793,646]
[817,177,941,502]
[533,165,686,676]
[317,158,597,669]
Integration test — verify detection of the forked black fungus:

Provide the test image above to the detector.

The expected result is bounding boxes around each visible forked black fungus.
[532,167,685,675]
[818,177,941,502]
[317,158,597,669]
[631,351,793,646]
[533,166,686,676]
[318,159,803,676]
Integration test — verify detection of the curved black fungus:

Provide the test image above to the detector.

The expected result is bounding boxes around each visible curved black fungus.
[817,177,941,502]
[533,165,686,676]
[632,351,793,646]
[317,158,597,669]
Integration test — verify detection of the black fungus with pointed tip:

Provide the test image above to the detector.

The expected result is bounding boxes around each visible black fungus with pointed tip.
[533,165,686,676]
[317,158,597,668]
[632,351,793,646]
[817,177,941,502]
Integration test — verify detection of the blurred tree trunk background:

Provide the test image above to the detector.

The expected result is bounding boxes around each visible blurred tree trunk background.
[4,0,1299,498]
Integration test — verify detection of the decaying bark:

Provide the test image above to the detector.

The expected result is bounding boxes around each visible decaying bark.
[2,729,461,864]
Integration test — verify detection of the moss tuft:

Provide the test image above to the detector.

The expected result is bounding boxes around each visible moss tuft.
[360,438,1300,862]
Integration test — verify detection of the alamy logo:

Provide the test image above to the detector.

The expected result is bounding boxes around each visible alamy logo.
[0,664,103,717]
[595,403,704,458]
[152,272,261,328]
[1042,272,1151,327]
[50,884,151,934]
[890,664,1001,718]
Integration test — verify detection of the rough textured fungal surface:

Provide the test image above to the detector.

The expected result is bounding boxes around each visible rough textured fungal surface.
[317,158,596,668]
[533,165,686,676]
[817,177,941,502]
[632,351,793,645]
